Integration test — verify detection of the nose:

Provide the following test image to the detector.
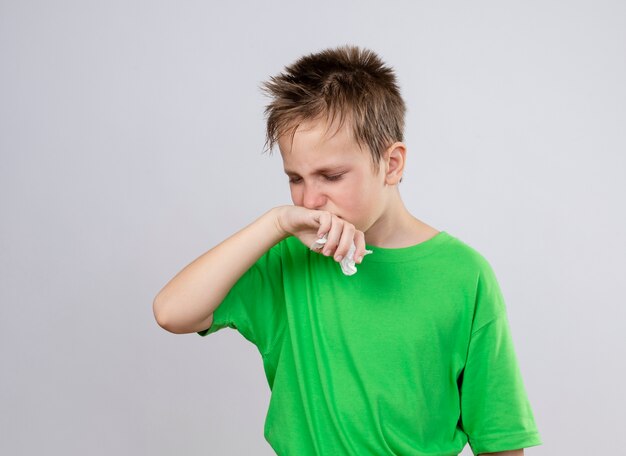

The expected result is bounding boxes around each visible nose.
[302,181,326,210]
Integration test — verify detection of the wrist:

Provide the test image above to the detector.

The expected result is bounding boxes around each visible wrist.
[269,206,290,240]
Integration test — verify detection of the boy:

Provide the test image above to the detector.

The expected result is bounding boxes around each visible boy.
[153,45,542,456]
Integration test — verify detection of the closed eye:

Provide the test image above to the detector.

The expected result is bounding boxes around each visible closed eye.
[289,174,344,184]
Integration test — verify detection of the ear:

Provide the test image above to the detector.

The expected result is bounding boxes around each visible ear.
[383,142,407,185]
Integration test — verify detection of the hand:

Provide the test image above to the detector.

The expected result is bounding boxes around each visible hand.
[274,205,369,264]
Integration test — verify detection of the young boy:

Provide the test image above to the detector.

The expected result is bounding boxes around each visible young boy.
[153,45,542,456]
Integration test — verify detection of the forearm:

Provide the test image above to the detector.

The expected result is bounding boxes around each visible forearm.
[153,206,288,333]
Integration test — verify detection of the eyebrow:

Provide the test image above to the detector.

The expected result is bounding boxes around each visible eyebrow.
[283,166,345,176]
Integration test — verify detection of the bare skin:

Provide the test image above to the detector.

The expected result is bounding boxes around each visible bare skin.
[278,113,440,255]
[275,109,443,263]
[153,113,530,455]
[153,113,440,334]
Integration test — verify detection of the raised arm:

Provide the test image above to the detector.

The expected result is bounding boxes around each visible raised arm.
[153,205,368,334]
[152,207,287,334]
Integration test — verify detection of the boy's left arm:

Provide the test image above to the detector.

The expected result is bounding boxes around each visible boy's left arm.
[478,450,524,455]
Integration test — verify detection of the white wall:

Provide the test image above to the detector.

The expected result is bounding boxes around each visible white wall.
[1,1,624,454]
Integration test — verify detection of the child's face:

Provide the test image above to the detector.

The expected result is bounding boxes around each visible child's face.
[278,116,388,233]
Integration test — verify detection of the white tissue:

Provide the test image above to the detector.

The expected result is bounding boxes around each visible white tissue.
[310,233,374,276]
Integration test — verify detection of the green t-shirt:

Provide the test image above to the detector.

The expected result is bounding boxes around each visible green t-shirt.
[197,231,542,455]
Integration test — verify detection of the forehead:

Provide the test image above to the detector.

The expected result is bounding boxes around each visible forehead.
[278,116,365,173]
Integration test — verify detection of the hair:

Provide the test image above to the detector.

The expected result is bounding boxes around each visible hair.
[259,44,407,179]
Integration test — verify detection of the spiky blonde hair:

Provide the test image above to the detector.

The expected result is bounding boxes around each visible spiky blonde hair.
[260,44,407,178]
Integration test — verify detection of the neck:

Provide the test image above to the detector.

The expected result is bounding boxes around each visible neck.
[364,189,439,249]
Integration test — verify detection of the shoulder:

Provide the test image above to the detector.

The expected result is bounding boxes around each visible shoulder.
[438,232,497,278]
[442,233,509,326]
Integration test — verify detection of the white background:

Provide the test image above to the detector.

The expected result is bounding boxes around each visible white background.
[1,1,624,454]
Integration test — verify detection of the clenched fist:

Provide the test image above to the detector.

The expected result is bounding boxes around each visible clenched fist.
[274,205,370,264]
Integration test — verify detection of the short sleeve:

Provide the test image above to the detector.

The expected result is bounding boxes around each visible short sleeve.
[196,240,286,357]
[459,259,543,454]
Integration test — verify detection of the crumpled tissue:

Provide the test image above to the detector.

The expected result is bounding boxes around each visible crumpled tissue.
[310,233,374,276]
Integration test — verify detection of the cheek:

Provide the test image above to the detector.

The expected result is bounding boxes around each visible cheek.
[337,182,369,213]
[351,178,382,212]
